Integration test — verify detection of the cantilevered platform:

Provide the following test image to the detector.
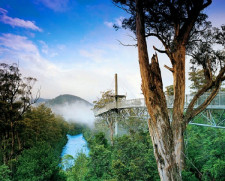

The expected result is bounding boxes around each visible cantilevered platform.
[94,93,225,116]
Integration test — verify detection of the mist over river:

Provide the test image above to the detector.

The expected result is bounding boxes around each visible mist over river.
[61,134,89,170]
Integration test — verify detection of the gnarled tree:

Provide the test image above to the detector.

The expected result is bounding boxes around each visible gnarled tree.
[113,0,225,180]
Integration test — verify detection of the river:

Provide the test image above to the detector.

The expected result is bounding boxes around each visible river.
[61,134,89,170]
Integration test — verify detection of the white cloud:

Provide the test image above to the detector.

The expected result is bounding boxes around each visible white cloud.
[115,16,124,27]
[104,21,113,28]
[39,40,59,57]
[37,0,69,12]
[0,32,175,104]
[0,8,42,32]
[39,40,49,54]
[0,32,143,103]
[79,49,106,63]
[104,16,124,28]
[0,33,38,53]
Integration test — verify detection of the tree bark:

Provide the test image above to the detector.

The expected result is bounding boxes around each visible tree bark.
[135,0,181,180]
[106,117,114,146]
[172,46,186,172]
[110,124,114,146]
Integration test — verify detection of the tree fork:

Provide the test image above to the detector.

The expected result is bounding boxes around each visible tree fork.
[135,0,181,180]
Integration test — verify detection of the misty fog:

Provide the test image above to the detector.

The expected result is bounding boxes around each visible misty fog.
[50,102,95,127]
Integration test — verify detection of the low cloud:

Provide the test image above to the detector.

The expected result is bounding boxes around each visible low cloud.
[50,102,95,127]
[0,8,42,32]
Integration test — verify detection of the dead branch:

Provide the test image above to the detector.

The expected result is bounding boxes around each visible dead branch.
[164,65,174,73]
[117,40,137,47]
[126,34,137,41]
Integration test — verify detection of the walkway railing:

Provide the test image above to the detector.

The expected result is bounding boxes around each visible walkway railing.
[94,93,225,116]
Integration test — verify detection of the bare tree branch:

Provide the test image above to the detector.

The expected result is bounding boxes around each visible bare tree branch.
[191,86,219,120]
[112,2,132,14]
[117,40,137,47]
[185,65,225,123]
[164,65,174,73]
[126,34,137,41]
[145,32,174,62]
[153,46,167,54]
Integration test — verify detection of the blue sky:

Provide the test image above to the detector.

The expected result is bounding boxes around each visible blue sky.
[0,0,225,102]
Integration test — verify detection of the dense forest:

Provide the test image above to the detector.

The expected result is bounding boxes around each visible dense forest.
[62,117,225,181]
[0,63,84,180]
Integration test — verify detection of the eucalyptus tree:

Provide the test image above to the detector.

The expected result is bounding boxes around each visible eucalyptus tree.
[0,63,39,163]
[165,85,174,96]
[113,0,225,180]
[93,90,116,145]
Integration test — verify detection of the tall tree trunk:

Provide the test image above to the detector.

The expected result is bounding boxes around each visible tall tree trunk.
[10,121,14,158]
[135,0,181,180]
[17,131,22,151]
[172,46,186,172]
[2,133,7,164]
[106,117,114,146]
[109,124,114,146]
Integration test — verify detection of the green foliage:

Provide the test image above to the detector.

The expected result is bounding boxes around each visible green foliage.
[21,104,69,148]
[93,90,114,109]
[165,85,174,96]
[61,154,75,170]
[67,123,86,135]
[184,125,225,181]
[66,153,89,181]
[85,132,112,180]
[182,171,198,181]
[15,143,63,181]
[0,63,38,163]
[189,69,209,93]
[0,164,11,181]
[68,130,159,181]
[88,144,112,179]
[63,116,225,181]
[0,63,91,180]
[111,133,159,181]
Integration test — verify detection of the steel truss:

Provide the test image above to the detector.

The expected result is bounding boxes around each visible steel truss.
[96,107,225,130]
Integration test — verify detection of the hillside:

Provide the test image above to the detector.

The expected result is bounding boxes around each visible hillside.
[44,94,94,125]
[46,94,92,107]
[35,98,50,104]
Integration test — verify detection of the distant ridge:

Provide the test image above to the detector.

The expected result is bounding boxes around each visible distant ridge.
[46,94,92,107]
[35,98,50,104]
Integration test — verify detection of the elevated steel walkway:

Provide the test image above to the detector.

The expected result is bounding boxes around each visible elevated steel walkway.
[94,93,225,116]
[94,93,225,129]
